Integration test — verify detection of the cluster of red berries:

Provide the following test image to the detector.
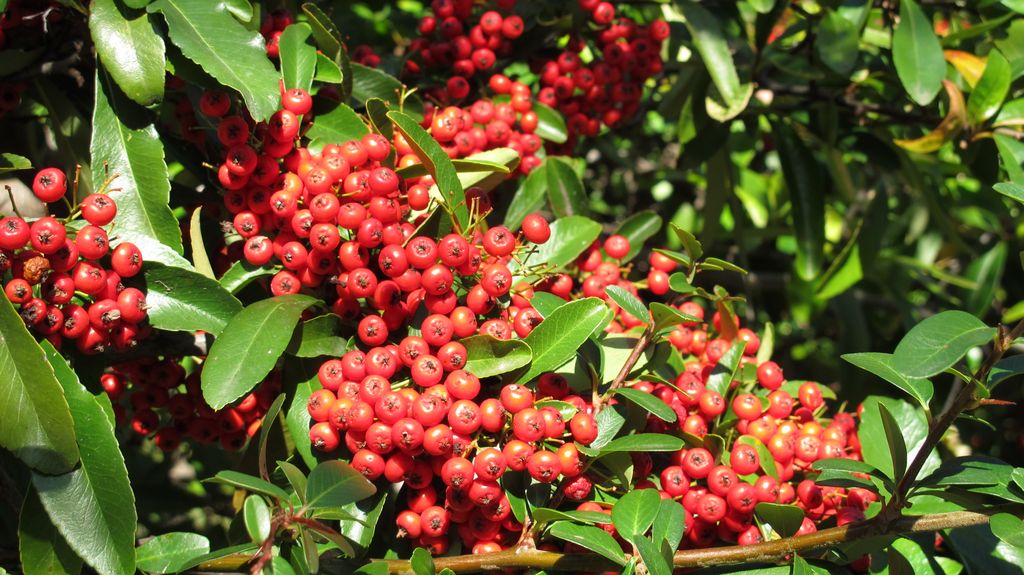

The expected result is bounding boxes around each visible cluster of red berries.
[259,8,295,60]
[1,168,147,354]
[101,359,280,453]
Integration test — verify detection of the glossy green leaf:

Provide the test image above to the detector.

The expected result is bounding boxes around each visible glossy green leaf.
[338,490,387,554]
[148,0,279,121]
[859,396,939,481]
[314,52,343,83]
[276,461,307,504]
[92,66,184,266]
[610,488,660,541]
[995,133,1024,184]
[300,2,341,60]
[593,433,685,455]
[279,23,316,93]
[187,208,215,279]
[994,182,1024,204]
[677,1,751,120]
[135,533,209,574]
[755,503,803,538]
[284,368,319,469]
[174,543,258,573]
[517,215,601,275]
[990,513,1024,549]
[0,297,79,474]
[219,260,275,294]
[131,263,242,337]
[737,436,779,480]
[504,162,548,230]
[452,147,519,193]
[774,121,824,281]
[287,314,348,358]
[548,522,626,566]
[615,211,662,262]
[706,340,746,395]
[606,286,648,323]
[90,0,164,106]
[842,352,934,410]
[946,522,1024,575]
[989,354,1024,390]
[208,470,290,501]
[306,460,377,510]
[816,9,859,75]
[634,537,672,575]
[533,102,568,143]
[388,110,468,231]
[893,0,946,105]
[462,335,532,378]
[651,498,685,550]
[410,548,434,575]
[650,302,701,332]
[33,342,136,575]
[306,101,369,152]
[529,508,612,527]
[202,295,319,409]
[918,456,1014,487]
[757,322,775,364]
[615,388,677,422]
[519,298,608,384]
[0,152,31,173]
[531,292,567,319]
[351,63,407,109]
[19,487,82,575]
[965,242,1007,317]
[546,156,587,217]
[968,50,1011,124]
[812,458,884,477]
[878,403,908,481]
[892,310,995,378]
[243,495,271,544]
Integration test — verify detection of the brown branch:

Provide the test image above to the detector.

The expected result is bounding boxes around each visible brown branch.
[593,326,652,411]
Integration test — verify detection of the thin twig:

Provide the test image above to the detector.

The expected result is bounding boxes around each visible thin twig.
[593,326,652,411]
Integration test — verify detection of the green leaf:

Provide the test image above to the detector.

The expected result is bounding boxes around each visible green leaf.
[968,50,1012,124]
[208,470,290,501]
[300,2,341,60]
[757,322,775,364]
[989,354,1024,390]
[531,292,567,319]
[606,286,648,323]
[0,298,79,474]
[306,101,369,152]
[650,302,701,333]
[351,62,406,108]
[287,314,348,358]
[148,0,280,121]
[634,537,672,575]
[135,533,209,574]
[615,211,662,262]
[314,52,343,83]
[279,23,316,93]
[174,544,258,574]
[202,295,319,409]
[816,9,859,75]
[529,508,611,527]
[615,388,677,422]
[919,456,1014,487]
[306,460,377,510]
[284,370,318,469]
[276,461,307,504]
[219,260,275,294]
[533,102,568,143]
[546,156,587,218]
[548,522,626,566]
[517,215,602,275]
[755,503,804,538]
[33,342,136,575]
[990,513,1024,549]
[964,242,1007,317]
[995,134,1024,184]
[878,403,908,481]
[0,152,31,173]
[610,488,660,541]
[892,0,946,105]
[859,397,938,481]
[519,298,608,384]
[706,340,746,395]
[243,495,271,544]
[651,498,686,550]
[410,548,434,575]
[592,433,685,455]
[946,523,1024,575]
[504,162,547,230]
[461,335,533,378]
[90,0,165,106]
[131,263,242,337]
[842,352,934,411]
[774,121,824,281]
[892,310,996,378]
[338,490,387,554]
[92,66,184,266]
[812,458,884,477]
[994,182,1024,204]
[188,208,215,280]
[19,487,82,575]
[677,1,751,120]
[388,110,467,231]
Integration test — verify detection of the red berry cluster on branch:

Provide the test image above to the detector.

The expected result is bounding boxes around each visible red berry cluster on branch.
[1,167,146,354]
